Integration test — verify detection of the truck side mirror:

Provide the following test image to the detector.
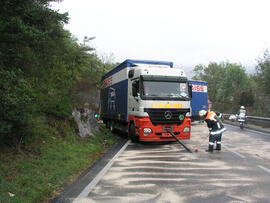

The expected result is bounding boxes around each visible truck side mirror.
[128,70,134,78]
[132,82,137,97]
[189,85,192,98]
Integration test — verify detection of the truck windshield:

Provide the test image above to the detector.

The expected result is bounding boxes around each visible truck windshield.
[142,81,189,100]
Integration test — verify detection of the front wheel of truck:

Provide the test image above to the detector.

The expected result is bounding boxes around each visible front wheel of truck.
[105,121,110,129]
[109,121,115,133]
[129,123,139,143]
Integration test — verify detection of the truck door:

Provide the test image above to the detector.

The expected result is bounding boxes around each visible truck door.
[129,79,140,115]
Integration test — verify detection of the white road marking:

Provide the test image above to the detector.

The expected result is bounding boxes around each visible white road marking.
[258,165,270,174]
[73,140,131,202]
[223,145,246,159]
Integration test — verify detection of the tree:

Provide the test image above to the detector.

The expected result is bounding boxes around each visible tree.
[0,69,34,144]
[239,91,254,107]
[256,49,270,94]
[0,0,69,72]
[192,62,254,113]
[192,62,224,104]
[252,49,270,116]
[0,0,98,145]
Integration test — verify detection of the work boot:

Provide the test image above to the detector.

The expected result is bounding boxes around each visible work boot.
[215,144,221,151]
[206,144,214,152]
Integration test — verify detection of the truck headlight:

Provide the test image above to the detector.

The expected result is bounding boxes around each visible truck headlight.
[183,127,190,132]
[143,128,152,133]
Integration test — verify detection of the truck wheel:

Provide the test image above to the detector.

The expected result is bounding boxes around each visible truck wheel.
[105,121,110,129]
[110,122,115,133]
[129,123,139,143]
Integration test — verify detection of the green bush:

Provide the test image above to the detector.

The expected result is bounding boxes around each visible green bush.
[40,94,72,119]
[0,69,34,144]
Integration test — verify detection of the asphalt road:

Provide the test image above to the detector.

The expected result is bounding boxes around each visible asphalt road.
[53,123,270,203]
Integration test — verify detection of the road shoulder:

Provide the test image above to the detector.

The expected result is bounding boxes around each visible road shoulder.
[50,135,128,203]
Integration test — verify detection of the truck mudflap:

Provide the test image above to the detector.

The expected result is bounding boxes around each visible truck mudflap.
[128,116,191,142]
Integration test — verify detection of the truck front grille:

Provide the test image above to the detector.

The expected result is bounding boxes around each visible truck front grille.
[144,108,190,125]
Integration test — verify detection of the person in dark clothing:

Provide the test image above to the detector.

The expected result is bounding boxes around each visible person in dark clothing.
[237,106,247,123]
[199,110,226,152]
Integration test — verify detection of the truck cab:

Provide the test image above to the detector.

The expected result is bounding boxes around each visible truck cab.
[127,65,192,142]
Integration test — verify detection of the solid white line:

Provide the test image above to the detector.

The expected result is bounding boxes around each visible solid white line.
[73,140,131,202]
[258,165,270,173]
[223,145,246,159]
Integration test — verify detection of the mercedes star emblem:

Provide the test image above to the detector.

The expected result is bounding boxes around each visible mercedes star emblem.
[164,111,172,120]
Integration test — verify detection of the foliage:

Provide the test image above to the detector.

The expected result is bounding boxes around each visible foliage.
[0,124,116,203]
[0,0,69,72]
[0,69,34,145]
[0,0,117,145]
[192,54,270,116]
[192,62,255,113]
[253,49,270,116]
[239,91,255,108]
[256,49,270,94]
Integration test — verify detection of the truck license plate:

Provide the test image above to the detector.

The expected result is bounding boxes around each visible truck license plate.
[163,127,173,133]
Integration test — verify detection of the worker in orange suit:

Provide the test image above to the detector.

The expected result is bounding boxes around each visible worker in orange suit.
[199,110,226,152]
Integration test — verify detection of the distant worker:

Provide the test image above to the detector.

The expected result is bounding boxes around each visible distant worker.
[237,106,247,120]
[199,110,226,152]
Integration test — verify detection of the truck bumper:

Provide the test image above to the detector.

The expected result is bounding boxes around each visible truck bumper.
[129,116,191,142]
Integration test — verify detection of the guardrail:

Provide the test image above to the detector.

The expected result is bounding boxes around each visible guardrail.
[222,113,270,128]
[247,116,270,121]
[246,116,270,128]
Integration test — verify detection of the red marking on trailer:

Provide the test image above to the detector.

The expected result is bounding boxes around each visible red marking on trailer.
[102,77,112,88]
[192,85,207,92]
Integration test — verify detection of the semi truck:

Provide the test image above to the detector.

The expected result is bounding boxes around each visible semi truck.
[189,80,208,121]
[100,59,192,142]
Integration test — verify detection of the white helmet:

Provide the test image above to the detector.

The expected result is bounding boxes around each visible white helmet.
[199,110,207,117]
[240,106,245,109]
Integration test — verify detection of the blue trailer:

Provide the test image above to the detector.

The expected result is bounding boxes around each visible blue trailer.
[189,80,208,121]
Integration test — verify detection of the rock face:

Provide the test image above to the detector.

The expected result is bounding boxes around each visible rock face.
[72,82,101,138]
[72,107,100,138]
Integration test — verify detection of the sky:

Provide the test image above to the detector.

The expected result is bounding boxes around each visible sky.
[51,0,270,74]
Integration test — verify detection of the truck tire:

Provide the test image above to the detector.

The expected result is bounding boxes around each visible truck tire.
[105,121,110,129]
[129,123,139,143]
[109,121,115,133]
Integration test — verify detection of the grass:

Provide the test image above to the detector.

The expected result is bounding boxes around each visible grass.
[0,124,116,203]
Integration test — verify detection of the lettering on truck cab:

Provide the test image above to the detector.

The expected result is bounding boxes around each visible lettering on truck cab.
[152,103,183,108]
